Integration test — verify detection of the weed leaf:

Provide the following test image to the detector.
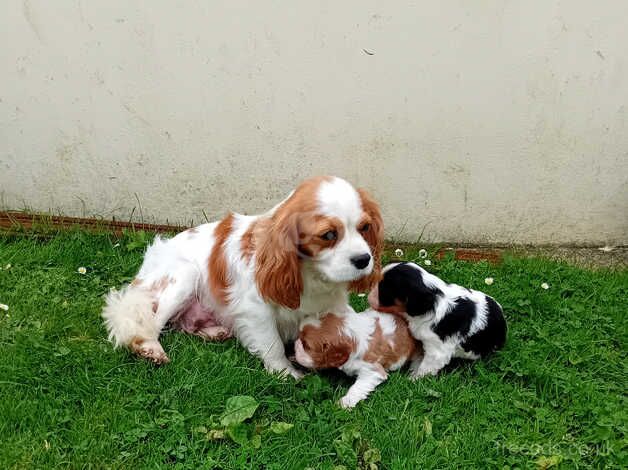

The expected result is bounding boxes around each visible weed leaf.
[536,455,562,469]
[220,395,259,426]
[206,429,226,441]
[226,423,250,446]
[423,418,432,436]
[362,447,381,469]
[270,421,294,435]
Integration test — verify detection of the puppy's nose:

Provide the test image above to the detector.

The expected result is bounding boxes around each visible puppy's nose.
[350,253,371,270]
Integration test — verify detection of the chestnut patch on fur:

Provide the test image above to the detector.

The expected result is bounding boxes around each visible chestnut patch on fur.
[150,276,173,291]
[208,213,235,304]
[363,316,417,368]
[241,219,273,264]
[130,336,145,352]
[299,313,356,368]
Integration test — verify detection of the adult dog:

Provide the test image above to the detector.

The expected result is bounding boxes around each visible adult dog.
[102,176,383,378]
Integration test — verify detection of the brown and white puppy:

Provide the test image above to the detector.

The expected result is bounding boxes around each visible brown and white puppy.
[102,176,383,378]
[294,311,422,408]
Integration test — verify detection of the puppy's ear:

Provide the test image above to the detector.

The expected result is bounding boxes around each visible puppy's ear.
[326,342,352,368]
[350,188,384,293]
[255,214,302,309]
[405,281,441,316]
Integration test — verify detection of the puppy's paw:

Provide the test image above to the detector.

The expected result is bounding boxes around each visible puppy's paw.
[409,367,439,381]
[409,373,421,382]
[266,363,304,381]
[285,367,305,381]
[339,395,357,409]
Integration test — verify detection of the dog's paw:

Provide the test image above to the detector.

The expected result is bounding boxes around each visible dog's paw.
[131,339,170,365]
[284,366,305,381]
[339,395,357,409]
[266,363,304,381]
[197,326,232,342]
[409,367,439,381]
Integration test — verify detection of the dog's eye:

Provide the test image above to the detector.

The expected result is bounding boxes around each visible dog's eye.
[359,223,371,233]
[320,230,337,241]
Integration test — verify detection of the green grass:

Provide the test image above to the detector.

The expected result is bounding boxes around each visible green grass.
[0,231,625,469]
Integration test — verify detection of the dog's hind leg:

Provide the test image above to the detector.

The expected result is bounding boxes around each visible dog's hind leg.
[103,284,175,364]
[139,266,202,363]
[103,261,200,364]
[103,234,207,364]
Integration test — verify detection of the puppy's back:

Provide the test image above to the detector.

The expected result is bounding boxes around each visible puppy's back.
[362,312,420,370]
[460,296,506,356]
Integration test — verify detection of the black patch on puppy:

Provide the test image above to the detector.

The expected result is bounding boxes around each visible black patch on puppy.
[432,297,476,341]
[378,263,442,316]
[461,296,507,356]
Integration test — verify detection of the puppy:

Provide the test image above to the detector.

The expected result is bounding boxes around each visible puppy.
[294,311,421,408]
[368,262,506,380]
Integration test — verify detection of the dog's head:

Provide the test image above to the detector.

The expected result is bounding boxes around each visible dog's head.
[294,313,355,369]
[368,262,442,317]
[255,176,384,309]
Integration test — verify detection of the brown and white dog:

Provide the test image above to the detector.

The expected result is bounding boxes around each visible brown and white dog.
[102,176,383,378]
[294,311,421,407]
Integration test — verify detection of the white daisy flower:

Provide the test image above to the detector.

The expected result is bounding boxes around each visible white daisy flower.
[541,282,549,290]
[77,267,87,275]
[0,303,8,311]
[484,277,494,285]
[394,248,404,257]
[424,259,432,266]
[418,249,428,259]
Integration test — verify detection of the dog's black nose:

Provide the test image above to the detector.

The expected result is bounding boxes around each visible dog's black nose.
[350,253,371,270]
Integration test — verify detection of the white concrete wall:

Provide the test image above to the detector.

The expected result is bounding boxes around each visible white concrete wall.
[1,1,627,245]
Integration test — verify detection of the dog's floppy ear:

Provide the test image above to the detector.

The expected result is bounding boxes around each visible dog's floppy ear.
[255,213,302,309]
[405,275,441,316]
[325,340,352,368]
[350,188,384,293]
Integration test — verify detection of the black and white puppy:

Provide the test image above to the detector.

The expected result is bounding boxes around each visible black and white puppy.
[368,262,506,380]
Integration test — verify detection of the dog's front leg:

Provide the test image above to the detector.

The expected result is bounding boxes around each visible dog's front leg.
[234,305,303,380]
[409,342,456,381]
[339,364,388,409]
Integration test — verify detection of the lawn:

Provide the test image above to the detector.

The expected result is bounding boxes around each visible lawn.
[0,231,625,469]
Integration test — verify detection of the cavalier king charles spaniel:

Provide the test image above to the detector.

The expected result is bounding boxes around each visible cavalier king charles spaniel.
[102,176,383,378]
[294,311,422,408]
[368,262,506,380]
